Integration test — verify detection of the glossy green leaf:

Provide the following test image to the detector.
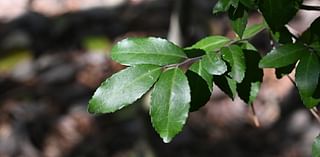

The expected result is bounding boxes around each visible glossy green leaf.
[111,37,187,66]
[275,64,295,79]
[88,65,162,114]
[222,45,246,83]
[213,0,239,14]
[258,0,302,31]
[186,70,212,112]
[296,52,320,108]
[313,135,320,157]
[150,68,190,143]
[213,75,237,99]
[243,23,266,39]
[187,36,231,52]
[229,5,248,39]
[202,53,228,75]
[189,60,213,91]
[237,50,263,104]
[259,44,306,68]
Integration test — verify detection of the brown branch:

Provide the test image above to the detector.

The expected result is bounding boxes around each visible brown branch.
[300,4,320,11]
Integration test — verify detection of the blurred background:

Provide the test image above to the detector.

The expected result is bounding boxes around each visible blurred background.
[0,0,319,157]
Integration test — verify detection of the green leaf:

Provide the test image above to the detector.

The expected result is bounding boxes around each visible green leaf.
[186,36,231,52]
[236,50,263,104]
[202,53,228,75]
[272,27,294,44]
[314,77,320,99]
[222,45,246,83]
[213,75,237,99]
[213,0,239,14]
[88,65,162,114]
[310,42,320,54]
[258,0,302,31]
[249,82,261,104]
[243,23,266,39]
[189,60,213,91]
[240,41,257,51]
[313,135,320,157]
[111,37,187,66]
[184,48,206,58]
[275,64,295,79]
[310,17,320,38]
[299,17,320,45]
[259,44,306,68]
[229,5,248,39]
[296,52,320,108]
[296,52,320,97]
[186,70,212,112]
[150,68,190,143]
[240,0,256,9]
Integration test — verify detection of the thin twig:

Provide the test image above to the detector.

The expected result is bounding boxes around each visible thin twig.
[300,4,320,11]
[310,108,320,123]
[163,56,202,69]
[286,75,296,87]
[286,76,320,124]
[250,103,260,128]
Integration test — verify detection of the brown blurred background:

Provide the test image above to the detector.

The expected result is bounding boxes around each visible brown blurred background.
[0,0,319,157]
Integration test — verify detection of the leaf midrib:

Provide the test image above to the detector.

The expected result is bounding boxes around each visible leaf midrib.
[106,66,160,109]
[262,46,305,65]
[195,39,229,50]
[164,68,178,137]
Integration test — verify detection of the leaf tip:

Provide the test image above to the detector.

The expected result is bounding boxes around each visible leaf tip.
[87,99,99,114]
[162,136,173,143]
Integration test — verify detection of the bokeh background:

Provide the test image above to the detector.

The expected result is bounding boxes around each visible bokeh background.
[0,0,320,157]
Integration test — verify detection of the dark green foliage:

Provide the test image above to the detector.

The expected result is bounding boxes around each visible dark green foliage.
[228,4,248,38]
[258,0,302,31]
[236,50,263,104]
[275,64,295,79]
[89,0,320,146]
[186,70,212,112]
